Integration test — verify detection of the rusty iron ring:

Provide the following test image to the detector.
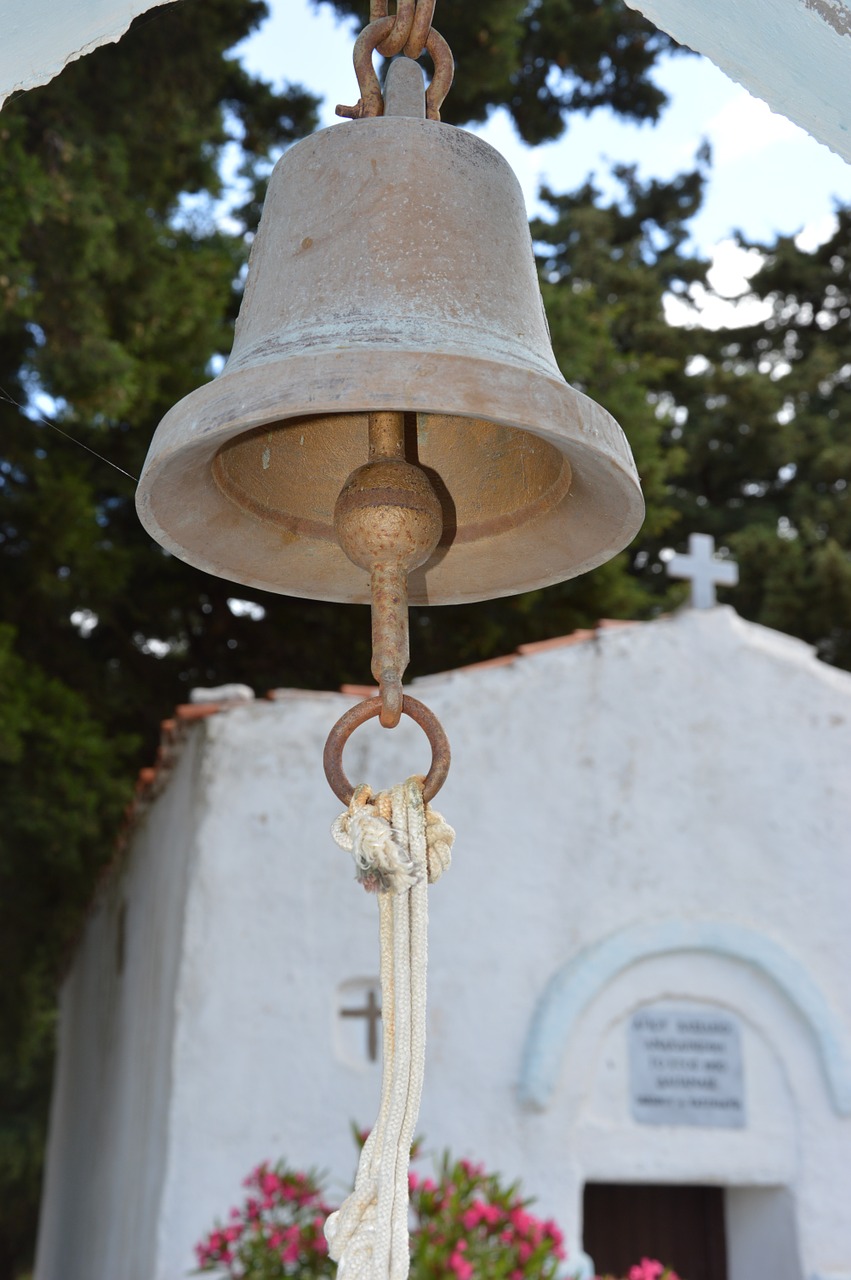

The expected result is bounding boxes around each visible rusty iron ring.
[376,0,415,56]
[403,0,435,60]
[369,0,434,60]
[324,694,451,805]
[337,13,453,120]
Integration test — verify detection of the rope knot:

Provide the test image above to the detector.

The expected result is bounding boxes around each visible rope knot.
[332,780,454,891]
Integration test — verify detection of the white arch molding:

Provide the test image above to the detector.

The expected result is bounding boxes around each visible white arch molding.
[519,920,851,1115]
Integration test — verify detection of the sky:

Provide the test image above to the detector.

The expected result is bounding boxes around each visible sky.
[233,0,851,304]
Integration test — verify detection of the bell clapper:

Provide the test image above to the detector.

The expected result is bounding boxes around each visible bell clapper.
[334,411,443,729]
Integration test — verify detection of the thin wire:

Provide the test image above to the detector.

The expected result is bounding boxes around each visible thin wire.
[0,385,139,483]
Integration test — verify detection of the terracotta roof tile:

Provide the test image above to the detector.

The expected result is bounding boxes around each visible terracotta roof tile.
[175,702,227,722]
[517,629,597,655]
[430,652,518,676]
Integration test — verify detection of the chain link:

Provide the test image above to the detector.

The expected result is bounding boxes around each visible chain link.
[336,0,453,122]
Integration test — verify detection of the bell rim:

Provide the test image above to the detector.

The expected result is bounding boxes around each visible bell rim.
[136,347,645,605]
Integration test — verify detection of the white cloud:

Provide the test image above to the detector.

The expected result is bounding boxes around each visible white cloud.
[664,239,773,330]
[795,213,839,251]
[705,91,804,166]
[706,239,765,297]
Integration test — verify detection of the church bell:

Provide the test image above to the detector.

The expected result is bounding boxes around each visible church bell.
[135,60,644,609]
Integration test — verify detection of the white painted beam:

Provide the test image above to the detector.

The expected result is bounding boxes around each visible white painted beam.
[624,0,851,163]
[0,0,174,111]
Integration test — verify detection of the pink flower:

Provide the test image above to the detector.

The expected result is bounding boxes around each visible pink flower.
[509,1207,534,1235]
[629,1261,665,1280]
[449,1249,474,1279]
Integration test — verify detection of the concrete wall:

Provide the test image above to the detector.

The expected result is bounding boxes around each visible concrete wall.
[36,608,851,1280]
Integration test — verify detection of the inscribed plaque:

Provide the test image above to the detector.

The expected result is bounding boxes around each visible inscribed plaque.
[629,1005,746,1128]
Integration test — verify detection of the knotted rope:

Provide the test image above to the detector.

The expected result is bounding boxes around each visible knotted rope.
[326,776,454,1280]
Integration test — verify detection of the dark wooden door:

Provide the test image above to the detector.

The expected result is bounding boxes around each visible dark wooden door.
[583,1183,727,1280]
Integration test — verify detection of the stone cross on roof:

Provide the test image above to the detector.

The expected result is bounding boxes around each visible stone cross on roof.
[665,533,739,609]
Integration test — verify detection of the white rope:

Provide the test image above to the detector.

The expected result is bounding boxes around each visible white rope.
[326,777,454,1280]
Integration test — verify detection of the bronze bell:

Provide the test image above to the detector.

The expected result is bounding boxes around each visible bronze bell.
[136,61,644,607]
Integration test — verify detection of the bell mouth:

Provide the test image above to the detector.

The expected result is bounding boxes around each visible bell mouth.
[212,411,572,553]
[135,346,644,605]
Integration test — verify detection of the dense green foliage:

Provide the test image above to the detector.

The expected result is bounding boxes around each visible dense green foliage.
[689,217,851,667]
[0,1,320,1271]
[1,0,850,1274]
[0,628,133,1275]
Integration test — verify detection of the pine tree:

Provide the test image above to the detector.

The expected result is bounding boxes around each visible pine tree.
[0,2,319,1269]
[693,217,851,667]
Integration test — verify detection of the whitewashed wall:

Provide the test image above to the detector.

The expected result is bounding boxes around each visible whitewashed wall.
[36,608,851,1280]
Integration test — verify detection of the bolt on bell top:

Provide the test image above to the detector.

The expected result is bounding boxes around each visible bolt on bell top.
[136,73,644,606]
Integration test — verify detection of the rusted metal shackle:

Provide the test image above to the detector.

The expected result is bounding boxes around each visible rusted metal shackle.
[323,694,451,805]
[336,0,453,120]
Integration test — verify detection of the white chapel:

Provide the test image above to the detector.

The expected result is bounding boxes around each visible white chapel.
[35,581,851,1280]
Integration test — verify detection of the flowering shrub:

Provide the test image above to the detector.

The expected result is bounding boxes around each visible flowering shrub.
[194,1163,336,1279]
[195,1145,565,1280]
[194,1145,680,1280]
[597,1263,682,1280]
[408,1152,566,1280]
